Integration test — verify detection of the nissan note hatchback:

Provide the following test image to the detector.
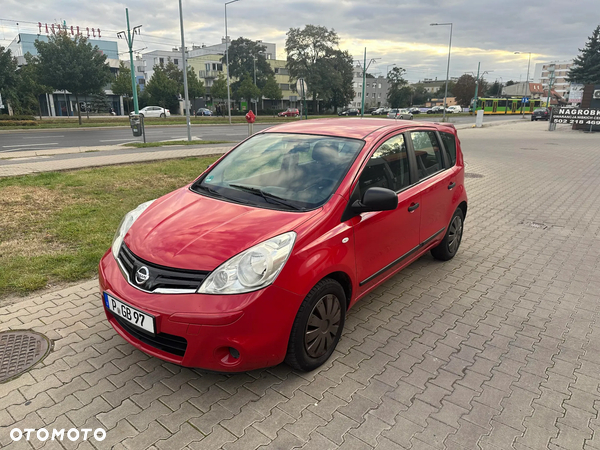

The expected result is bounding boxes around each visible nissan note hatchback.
[99,118,467,372]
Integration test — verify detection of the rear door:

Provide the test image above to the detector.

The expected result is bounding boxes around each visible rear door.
[352,132,421,290]
[407,130,456,245]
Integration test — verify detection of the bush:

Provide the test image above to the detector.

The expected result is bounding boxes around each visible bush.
[0,114,36,121]
[0,120,38,127]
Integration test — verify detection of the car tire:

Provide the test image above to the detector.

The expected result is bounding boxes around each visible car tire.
[285,278,346,371]
[160,113,166,118]
[139,113,144,118]
[431,208,464,261]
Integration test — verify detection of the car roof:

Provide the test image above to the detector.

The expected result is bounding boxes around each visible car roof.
[263,118,447,139]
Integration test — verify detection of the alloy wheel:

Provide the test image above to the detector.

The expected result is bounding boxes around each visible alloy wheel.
[304,294,341,358]
[448,215,463,253]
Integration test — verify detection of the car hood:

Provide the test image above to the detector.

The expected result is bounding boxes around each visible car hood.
[124,187,320,271]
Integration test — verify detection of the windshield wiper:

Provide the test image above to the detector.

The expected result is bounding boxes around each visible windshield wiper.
[228,184,302,210]
[195,184,242,203]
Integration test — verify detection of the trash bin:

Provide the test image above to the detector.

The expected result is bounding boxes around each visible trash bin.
[129,114,143,137]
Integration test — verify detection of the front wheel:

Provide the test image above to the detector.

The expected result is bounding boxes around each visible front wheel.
[431,208,464,261]
[285,278,346,371]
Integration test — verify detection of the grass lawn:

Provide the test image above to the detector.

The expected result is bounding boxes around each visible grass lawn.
[0,156,219,298]
[123,140,231,148]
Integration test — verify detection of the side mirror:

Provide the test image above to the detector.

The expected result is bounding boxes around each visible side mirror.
[352,187,398,213]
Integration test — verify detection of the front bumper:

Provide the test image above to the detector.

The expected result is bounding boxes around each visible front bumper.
[99,250,302,372]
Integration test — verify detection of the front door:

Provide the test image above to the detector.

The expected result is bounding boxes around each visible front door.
[352,133,421,290]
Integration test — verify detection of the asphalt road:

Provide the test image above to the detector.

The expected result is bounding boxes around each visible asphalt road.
[0,115,520,152]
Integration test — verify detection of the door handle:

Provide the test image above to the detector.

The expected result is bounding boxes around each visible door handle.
[408,203,419,212]
[448,182,456,190]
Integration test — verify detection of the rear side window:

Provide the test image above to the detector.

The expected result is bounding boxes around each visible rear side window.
[440,132,457,166]
[410,131,444,179]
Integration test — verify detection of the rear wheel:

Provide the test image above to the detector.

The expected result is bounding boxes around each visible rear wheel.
[431,208,464,261]
[160,113,166,118]
[285,278,346,371]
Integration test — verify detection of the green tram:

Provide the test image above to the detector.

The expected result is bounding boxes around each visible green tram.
[471,97,545,115]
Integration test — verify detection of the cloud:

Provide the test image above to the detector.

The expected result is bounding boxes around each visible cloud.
[2,0,598,83]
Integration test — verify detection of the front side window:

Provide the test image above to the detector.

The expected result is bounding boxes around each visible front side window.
[410,131,444,179]
[358,134,409,193]
[192,133,364,210]
[439,132,457,166]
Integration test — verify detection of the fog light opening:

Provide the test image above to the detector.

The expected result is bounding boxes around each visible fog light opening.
[229,347,240,359]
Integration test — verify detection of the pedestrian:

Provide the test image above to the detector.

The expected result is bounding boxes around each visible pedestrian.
[216,104,222,117]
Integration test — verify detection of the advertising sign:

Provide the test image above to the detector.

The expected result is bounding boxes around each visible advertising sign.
[551,107,600,125]
[568,84,584,105]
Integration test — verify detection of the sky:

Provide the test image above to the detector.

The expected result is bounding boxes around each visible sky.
[1,0,598,84]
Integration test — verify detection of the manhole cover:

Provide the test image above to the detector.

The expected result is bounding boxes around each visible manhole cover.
[0,331,51,383]
[519,221,550,230]
[465,173,484,178]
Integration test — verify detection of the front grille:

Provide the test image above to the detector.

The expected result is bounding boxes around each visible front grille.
[113,315,187,357]
[118,244,209,293]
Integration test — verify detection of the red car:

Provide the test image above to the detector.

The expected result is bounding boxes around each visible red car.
[278,108,300,117]
[99,118,467,372]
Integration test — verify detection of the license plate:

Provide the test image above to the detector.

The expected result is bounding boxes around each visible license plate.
[104,292,155,334]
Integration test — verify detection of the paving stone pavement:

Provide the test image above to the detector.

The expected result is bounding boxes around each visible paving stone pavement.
[1,120,600,449]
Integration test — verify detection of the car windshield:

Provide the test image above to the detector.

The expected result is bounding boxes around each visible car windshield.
[191,133,364,211]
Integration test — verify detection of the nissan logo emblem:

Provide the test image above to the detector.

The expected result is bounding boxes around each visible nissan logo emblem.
[135,266,150,285]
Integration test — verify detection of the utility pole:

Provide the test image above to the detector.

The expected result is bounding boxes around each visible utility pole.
[361,48,367,117]
[545,64,556,109]
[178,0,192,141]
[224,0,241,125]
[473,62,481,113]
[118,9,141,114]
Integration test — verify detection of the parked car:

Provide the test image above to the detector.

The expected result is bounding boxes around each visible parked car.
[134,106,171,118]
[427,106,448,114]
[338,108,360,116]
[196,108,212,116]
[387,109,413,120]
[100,118,467,372]
[278,108,300,117]
[366,107,378,114]
[447,105,463,114]
[409,107,422,114]
[371,107,385,115]
[531,107,550,121]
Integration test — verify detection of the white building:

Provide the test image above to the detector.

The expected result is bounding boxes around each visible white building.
[350,65,389,109]
[533,60,574,99]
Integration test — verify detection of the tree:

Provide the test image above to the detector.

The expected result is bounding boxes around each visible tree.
[210,72,228,101]
[411,84,430,106]
[318,49,354,112]
[35,31,112,124]
[286,25,340,112]
[145,65,180,112]
[222,38,273,91]
[505,80,515,86]
[112,61,140,114]
[568,25,600,84]
[486,80,503,97]
[453,74,477,107]
[0,46,19,114]
[235,74,261,109]
[90,91,110,113]
[262,73,282,101]
[13,53,52,117]
[185,67,205,106]
[387,67,411,108]
[433,81,455,98]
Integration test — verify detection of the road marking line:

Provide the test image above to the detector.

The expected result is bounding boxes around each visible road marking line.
[99,138,140,142]
[2,143,59,148]
[23,135,65,139]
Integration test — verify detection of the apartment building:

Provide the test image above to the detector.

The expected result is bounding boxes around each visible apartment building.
[533,60,574,98]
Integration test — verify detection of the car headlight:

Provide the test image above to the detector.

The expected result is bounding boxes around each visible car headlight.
[198,231,296,294]
[112,200,156,260]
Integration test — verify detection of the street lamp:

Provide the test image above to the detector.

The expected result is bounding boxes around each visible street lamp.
[178,0,192,141]
[514,51,531,118]
[431,22,452,122]
[224,0,241,124]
